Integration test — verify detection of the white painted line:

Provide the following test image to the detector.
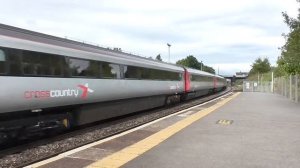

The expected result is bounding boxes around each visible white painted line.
[25,92,232,168]
[178,110,195,117]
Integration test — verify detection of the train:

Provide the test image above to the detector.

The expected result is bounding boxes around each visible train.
[0,24,227,142]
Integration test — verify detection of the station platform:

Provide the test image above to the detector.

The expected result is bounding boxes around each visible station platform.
[29,92,300,168]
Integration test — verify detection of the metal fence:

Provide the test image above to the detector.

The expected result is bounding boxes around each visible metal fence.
[243,81,272,93]
[242,74,299,103]
[274,75,299,103]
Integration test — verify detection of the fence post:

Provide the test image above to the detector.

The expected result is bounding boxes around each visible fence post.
[281,77,284,95]
[296,75,298,103]
[290,75,292,100]
[284,77,287,97]
[271,72,274,93]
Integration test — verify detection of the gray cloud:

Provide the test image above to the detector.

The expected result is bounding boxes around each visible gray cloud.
[108,25,194,43]
[0,0,297,75]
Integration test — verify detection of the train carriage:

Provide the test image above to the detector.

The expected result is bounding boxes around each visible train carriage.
[0,24,226,142]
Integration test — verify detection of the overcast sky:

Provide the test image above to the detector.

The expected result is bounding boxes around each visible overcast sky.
[0,0,299,75]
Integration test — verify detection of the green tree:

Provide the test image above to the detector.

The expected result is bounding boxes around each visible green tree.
[203,65,215,74]
[278,0,300,74]
[155,54,162,61]
[176,55,201,69]
[176,55,215,74]
[275,57,287,77]
[249,57,271,75]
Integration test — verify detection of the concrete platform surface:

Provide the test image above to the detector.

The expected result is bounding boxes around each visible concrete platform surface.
[123,92,300,168]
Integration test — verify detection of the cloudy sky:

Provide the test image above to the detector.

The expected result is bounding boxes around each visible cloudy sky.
[0,0,299,75]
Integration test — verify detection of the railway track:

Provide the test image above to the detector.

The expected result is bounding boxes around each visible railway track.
[0,88,231,168]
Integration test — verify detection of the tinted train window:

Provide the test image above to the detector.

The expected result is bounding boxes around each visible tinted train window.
[179,73,183,80]
[39,53,63,76]
[124,66,181,81]
[86,60,100,77]
[22,51,40,75]
[6,48,22,75]
[167,71,181,81]
[102,62,120,78]
[0,46,182,81]
[69,58,99,77]
[124,66,142,79]
[190,75,197,81]
[22,51,64,76]
[191,75,212,82]
[141,68,151,79]
[0,49,6,74]
[147,68,180,81]
[43,54,63,76]
[148,69,160,80]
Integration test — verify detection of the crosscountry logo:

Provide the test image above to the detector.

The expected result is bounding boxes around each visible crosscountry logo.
[78,83,94,99]
[24,83,94,99]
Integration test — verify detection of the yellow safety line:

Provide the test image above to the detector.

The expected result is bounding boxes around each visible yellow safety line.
[88,92,241,168]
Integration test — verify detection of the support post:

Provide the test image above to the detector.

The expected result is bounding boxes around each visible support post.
[271,72,274,93]
[280,76,284,96]
[167,43,171,63]
[290,75,292,100]
[281,77,284,96]
[284,77,287,97]
[296,75,298,103]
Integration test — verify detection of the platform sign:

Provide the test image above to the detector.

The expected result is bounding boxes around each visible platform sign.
[243,81,272,92]
[246,82,250,89]
[243,81,253,92]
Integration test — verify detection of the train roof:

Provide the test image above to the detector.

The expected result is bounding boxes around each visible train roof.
[0,23,183,72]
[214,74,225,79]
[0,24,222,78]
[186,67,225,79]
[185,68,214,77]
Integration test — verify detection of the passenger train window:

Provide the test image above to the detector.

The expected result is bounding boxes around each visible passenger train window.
[102,62,120,79]
[179,73,183,80]
[68,58,100,77]
[47,54,63,76]
[141,68,151,79]
[22,51,40,75]
[22,51,64,77]
[124,66,142,79]
[86,60,100,77]
[40,53,63,76]
[0,46,182,81]
[6,48,22,76]
[122,65,181,81]
[191,75,212,82]
[69,58,89,76]
[0,49,6,74]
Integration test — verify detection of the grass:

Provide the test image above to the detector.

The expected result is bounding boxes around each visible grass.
[246,72,273,82]
[232,72,273,91]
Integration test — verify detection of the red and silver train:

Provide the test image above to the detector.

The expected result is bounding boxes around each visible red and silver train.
[0,24,226,141]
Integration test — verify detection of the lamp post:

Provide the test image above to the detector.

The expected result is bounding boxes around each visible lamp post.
[200,61,203,71]
[167,43,171,63]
